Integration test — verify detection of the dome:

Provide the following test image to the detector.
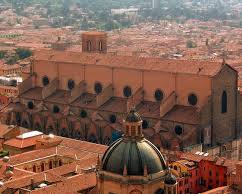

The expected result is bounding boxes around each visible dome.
[164,173,177,185]
[125,108,142,123]
[102,138,167,176]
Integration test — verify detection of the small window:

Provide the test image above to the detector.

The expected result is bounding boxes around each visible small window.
[41,163,45,171]
[154,89,164,101]
[49,161,53,169]
[175,125,183,135]
[188,93,198,106]
[209,170,212,176]
[80,109,87,118]
[67,79,75,90]
[123,86,132,97]
[27,101,34,109]
[142,120,149,129]
[87,40,92,51]
[33,165,36,172]
[99,41,103,51]
[94,82,103,94]
[42,76,49,86]
[109,114,116,123]
[53,105,60,113]
[221,91,227,113]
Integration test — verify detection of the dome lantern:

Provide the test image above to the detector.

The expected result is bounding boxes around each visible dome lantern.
[123,107,143,138]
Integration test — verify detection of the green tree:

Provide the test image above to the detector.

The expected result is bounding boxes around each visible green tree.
[15,48,32,60]
[186,40,197,48]
[0,51,6,59]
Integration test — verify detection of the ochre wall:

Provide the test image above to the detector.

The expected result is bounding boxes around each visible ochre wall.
[33,61,212,107]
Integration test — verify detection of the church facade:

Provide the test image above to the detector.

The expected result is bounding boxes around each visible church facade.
[1,31,241,150]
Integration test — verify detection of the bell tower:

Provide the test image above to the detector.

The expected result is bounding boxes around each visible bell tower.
[82,31,107,53]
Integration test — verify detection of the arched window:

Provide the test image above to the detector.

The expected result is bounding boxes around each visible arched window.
[142,120,149,129]
[94,82,103,94]
[67,79,75,90]
[188,93,198,106]
[41,163,45,171]
[155,188,164,194]
[87,40,92,51]
[99,41,103,51]
[130,190,142,194]
[88,134,97,143]
[123,86,132,97]
[33,165,36,172]
[59,160,62,166]
[175,125,183,135]
[49,161,53,169]
[109,114,117,123]
[154,89,164,101]
[80,109,87,118]
[27,101,34,109]
[42,76,49,86]
[53,105,60,113]
[221,91,227,113]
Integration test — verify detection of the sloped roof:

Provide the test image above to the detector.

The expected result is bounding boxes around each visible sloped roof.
[34,50,226,77]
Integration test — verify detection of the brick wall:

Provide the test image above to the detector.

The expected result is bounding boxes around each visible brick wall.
[211,65,238,145]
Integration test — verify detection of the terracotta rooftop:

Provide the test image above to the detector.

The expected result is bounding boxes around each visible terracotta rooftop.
[34,50,226,77]
[162,105,199,125]
[71,93,97,109]
[45,89,71,105]
[4,134,42,149]
[136,101,161,118]
[82,31,106,36]
[0,124,18,138]
[20,87,43,101]
[99,97,127,113]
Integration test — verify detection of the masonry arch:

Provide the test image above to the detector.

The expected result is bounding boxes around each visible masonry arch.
[130,189,142,194]
[88,134,98,143]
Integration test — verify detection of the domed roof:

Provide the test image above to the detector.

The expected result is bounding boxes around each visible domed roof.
[125,108,142,122]
[102,138,167,176]
[164,173,177,185]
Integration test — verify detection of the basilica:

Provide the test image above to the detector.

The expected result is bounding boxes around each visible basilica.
[0,31,241,151]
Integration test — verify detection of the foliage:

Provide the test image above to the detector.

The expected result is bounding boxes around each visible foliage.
[186,40,197,48]
[0,51,6,59]
[15,48,32,60]
[0,150,9,158]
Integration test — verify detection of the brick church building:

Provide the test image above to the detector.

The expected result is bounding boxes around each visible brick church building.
[1,31,241,151]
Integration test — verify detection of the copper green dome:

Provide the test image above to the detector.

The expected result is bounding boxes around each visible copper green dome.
[125,108,142,122]
[101,138,167,176]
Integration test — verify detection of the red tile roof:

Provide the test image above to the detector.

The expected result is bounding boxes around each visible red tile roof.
[4,135,42,149]
[162,105,199,125]
[34,50,226,77]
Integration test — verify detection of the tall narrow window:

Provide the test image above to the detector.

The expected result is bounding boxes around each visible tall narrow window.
[41,163,45,171]
[33,165,36,172]
[99,41,103,51]
[49,161,53,169]
[221,91,227,113]
[87,40,92,51]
